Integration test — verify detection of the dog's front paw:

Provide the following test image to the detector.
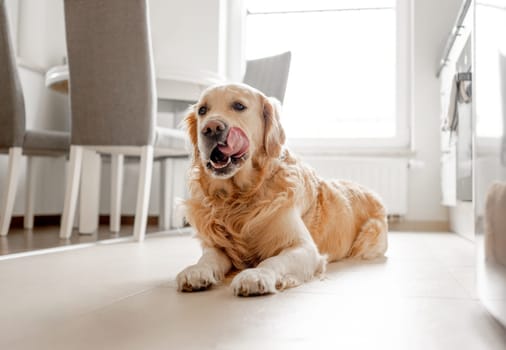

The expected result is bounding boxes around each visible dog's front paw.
[176,264,219,292]
[231,268,277,296]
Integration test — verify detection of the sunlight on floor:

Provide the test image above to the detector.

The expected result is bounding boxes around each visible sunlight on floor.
[0,231,505,349]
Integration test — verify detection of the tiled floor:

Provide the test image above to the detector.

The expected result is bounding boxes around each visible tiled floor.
[0,223,164,256]
[0,231,505,349]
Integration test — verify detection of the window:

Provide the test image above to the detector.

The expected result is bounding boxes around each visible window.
[245,0,410,151]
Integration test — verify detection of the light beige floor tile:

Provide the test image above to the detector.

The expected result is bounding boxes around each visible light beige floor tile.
[449,266,478,299]
[1,232,505,350]
[385,232,437,261]
[0,234,201,346]
[292,257,471,299]
[429,237,476,267]
[9,286,506,350]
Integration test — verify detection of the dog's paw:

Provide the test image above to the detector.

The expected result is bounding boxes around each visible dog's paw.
[231,268,277,296]
[176,264,219,292]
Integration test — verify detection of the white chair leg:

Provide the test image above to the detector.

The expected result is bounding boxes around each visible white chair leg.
[24,156,36,229]
[60,145,83,239]
[110,154,124,232]
[133,145,153,242]
[79,149,101,234]
[0,147,22,236]
[159,158,174,231]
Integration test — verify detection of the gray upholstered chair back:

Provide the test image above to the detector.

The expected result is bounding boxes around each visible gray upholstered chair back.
[0,0,25,149]
[63,0,157,146]
[243,51,292,103]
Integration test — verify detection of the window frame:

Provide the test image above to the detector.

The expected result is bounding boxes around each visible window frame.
[241,0,413,155]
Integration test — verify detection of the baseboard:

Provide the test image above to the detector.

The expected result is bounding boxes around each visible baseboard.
[98,215,159,226]
[388,219,450,232]
[10,215,61,228]
[9,215,159,228]
[11,215,449,233]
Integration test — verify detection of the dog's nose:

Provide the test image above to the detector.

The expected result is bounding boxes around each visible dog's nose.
[201,119,227,140]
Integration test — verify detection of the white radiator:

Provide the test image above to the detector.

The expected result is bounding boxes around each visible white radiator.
[303,156,409,216]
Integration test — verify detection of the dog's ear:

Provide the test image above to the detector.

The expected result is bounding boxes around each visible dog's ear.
[184,106,199,158]
[263,96,286,158]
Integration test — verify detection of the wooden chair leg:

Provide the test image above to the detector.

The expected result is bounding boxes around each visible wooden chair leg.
[133,146,153,242]
[60,145,83,239]
[24,156,36,229]
[110,154,124,232]
[0,147,22,236]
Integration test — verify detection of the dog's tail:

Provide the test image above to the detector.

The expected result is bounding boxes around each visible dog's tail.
[348,217,388,260]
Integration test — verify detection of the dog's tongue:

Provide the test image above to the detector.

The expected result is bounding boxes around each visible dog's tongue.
[217,127,249,158]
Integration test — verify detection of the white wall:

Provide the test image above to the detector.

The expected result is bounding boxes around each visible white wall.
[4,0,17,52]
[405,0,462,223]
[150,0,224,75]
[149,0,238,79]
[17,0,67,68]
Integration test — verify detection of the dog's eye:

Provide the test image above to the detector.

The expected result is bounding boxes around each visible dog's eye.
[232,102,246,112]
[198,106,207,116]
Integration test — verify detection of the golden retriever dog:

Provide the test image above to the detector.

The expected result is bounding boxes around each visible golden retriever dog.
[176,83,388,296]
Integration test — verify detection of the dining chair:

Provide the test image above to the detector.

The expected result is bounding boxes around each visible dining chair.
[243,51,292,103]
[60,0,187,241]
[0,0,70,236]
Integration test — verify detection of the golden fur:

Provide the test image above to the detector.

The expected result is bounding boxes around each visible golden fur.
[178,83,388,295]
